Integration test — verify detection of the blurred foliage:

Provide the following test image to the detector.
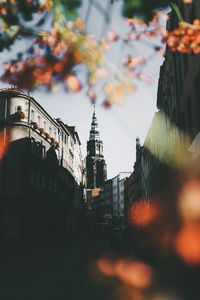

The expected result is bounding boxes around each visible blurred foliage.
[0,0,82,51]
[122,0,170,22]
[0,0,199,106]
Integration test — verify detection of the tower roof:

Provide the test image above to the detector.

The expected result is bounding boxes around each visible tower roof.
[89,105,100,140]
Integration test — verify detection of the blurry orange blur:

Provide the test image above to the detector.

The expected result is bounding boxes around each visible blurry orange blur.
[115,260,153,289]
[53,62,64,73]
[97,258,153,289]
[129,200,161,228]
[92,188,101,198]
[113,285,145,300]
[159,229,173,250]
[0,128,10,159]
[96,258,117,277]
[66,75,82,92]
[174,223,200,265]
[178,179,200,221]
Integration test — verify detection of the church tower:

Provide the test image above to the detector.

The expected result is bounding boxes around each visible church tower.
[86,106,107,189]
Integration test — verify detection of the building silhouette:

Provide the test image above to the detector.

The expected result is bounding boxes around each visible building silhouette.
[86,106,107,189]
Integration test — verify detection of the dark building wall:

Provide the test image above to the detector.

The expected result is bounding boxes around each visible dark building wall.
[124,2,200,219]
[145,0,200,206]
[158,0,200,140]
[0,136,80,245]
[104,179,112,217]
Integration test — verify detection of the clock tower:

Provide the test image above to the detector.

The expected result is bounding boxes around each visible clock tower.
[86,106,107,189]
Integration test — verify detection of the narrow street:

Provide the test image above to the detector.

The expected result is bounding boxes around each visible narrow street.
[0,238,116,300]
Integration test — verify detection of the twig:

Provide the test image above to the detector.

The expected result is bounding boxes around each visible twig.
[170,3,184,22]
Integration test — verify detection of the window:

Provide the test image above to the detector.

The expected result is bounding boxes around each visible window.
[66,173,69,183]
[36,142,43,158]
[57,150,60,160]
[30,138,35,155]
[38,115,41,127]
[59,169,62,180]
[31,110,35,122]
[49,178,52,191]
[25,102,29,118]
[70,138,73,148]
[62,149,65,160]
[96,144,99,154]
[54,131,57,140]
[42,174,45,189]
[30,170,35,186]
[36,172,40,188]
[43,121,46,131]
[53,181,57,192]
[42,145,46,159]
[49,127,52,135]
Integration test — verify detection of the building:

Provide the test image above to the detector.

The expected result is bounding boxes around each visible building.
[124,0,200,264]
[141,0,200,204]
[86,106,107,189]
[112,172,131,225]
[90,172,130,226]
[124,138,144,223]
[127,1,200,211]
[103,179,112,220]
[0,87,83,246]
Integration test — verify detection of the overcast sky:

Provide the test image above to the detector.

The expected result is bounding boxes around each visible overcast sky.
[0,0,165,179]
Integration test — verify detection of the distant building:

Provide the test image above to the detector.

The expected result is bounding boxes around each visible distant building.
[86,106,107,189]
[103,179,112,219]
[89,171,131,226]
[0,87,83,245]
[112,172,131,225]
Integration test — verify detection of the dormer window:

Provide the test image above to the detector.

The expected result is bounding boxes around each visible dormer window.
[17,105,22,111]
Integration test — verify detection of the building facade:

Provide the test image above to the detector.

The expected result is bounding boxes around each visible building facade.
[112,172,131,225]
[124,0,200,264]
[0,87,83,246]
[142,0,200,203]
[124,138,144,222]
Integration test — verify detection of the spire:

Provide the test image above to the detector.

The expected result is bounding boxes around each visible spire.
[136,136,140,148]
[89,105,100,140]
